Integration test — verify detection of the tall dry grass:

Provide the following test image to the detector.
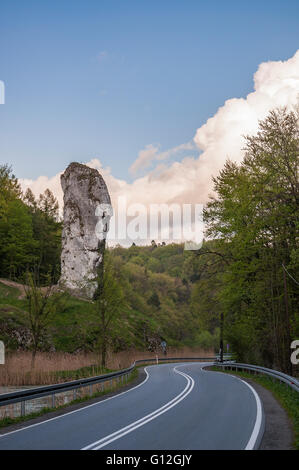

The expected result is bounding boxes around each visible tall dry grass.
[0,352,99,386]
[0,347,214,386]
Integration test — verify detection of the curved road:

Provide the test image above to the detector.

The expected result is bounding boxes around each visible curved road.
[0,363,263,450]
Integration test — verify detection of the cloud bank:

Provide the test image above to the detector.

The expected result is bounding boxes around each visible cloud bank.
[21,50,299,221]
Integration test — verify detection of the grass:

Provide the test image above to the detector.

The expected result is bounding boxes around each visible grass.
[210,366,299,450]
[0,347,214,387]
[0,368,138,429]
[50,364,113,381]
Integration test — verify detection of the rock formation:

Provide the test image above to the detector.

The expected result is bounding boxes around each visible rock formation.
[59,162,112,298]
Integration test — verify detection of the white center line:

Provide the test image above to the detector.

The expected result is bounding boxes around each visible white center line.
[82,366,194,450]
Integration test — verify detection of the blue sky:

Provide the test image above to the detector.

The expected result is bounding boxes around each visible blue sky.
[0,0,298,182]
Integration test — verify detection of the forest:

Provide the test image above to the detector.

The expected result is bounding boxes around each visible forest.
[0,107,298,374]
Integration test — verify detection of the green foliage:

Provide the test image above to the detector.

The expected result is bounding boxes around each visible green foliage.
[192,329,220,351]
[50,364,112,381]
[0,164,22,218]
[93,251,128,366]
[108,243,216,350]
[0,196,37,278]
[147,292,161,309]
[0,166,62,283]
[203,107,299,373]
[24,188,62,283]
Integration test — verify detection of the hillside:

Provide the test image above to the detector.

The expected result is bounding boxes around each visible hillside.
[0,241,221,355]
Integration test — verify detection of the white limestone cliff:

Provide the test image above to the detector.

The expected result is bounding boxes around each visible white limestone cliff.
[59,162,112,298]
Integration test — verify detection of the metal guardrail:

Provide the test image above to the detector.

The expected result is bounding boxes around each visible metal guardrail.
[213,362,299,393]
[0,356,217,418]
[6,355,296,420]
[135,356,218,364]
[0,363,135,413]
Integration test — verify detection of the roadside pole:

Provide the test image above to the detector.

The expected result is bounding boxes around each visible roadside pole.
[220,313,224,363]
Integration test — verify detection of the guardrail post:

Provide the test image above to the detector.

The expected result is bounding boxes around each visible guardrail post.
[21,401,25,417]
[73,388,77,401]
[51,393,55,408]
[89,384,93,396]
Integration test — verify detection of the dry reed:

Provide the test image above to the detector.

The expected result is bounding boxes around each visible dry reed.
[0,347,214,387]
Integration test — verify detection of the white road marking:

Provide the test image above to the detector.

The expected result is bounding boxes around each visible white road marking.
[82,366,195,450]
[241,380,263,450]
[0,362,263,450]
[0,367,150,439]
[202,365,264,450]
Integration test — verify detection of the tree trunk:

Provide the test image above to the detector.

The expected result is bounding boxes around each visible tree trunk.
[31,348,37,370]
[101,338,106,369]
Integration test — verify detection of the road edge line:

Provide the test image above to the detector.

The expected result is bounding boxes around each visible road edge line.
[201,365,265,450]
[0,367,150,439]
[241,379,265,450]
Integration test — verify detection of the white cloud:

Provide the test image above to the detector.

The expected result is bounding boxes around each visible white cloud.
[20,50,299,224]
[129,144,159,174]
[194,50,299,175]
[129,142,195,175]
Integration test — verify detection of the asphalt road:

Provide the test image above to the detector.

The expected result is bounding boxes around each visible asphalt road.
[0,362,263,450]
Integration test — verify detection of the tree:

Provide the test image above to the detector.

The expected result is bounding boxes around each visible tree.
[0,166,62,283]
[0,165,38,278]
[0,198,37,278]
[23,188,62,283]
[203,107,299,372]
[24,272,65,369]
[147,292,161,309]
[37,189,59,220]
[0,164,21,219]
[93,252,126,368]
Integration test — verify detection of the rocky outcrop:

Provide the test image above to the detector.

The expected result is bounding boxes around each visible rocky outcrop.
[59,162,112,298]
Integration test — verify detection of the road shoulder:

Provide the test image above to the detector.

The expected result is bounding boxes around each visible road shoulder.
[204,366,295,450]
[240,377,294,450]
